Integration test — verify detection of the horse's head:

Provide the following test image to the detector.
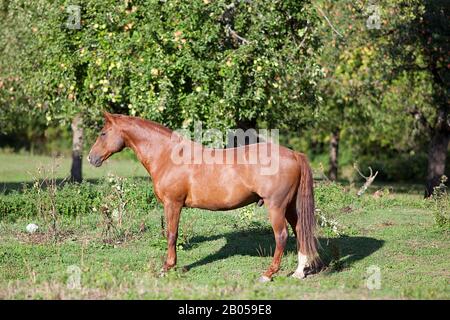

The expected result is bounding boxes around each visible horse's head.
[87,112,125,167]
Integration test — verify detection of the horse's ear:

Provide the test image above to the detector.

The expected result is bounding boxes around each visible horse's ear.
[103,111,113,122]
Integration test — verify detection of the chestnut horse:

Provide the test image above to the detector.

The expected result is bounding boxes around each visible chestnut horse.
[88,112,319,282]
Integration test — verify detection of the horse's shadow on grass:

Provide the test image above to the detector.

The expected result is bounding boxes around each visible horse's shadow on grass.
[184,225,384,275]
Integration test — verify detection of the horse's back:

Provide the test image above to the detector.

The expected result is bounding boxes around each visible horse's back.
[182,143,302,210]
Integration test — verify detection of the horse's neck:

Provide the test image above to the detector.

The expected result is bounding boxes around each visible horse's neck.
[121,121,172,176]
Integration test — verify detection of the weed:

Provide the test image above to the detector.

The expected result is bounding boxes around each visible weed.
[316,208,342,237]
[237,204,258,228]
[430,175,449,231]
[27,157,66,239]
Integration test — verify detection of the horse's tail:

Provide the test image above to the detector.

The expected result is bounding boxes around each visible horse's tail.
[295,154,320,267]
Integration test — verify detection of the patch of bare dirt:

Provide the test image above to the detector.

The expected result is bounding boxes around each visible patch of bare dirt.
[340,206,353,213]
[380,221,395,227]
[14,230,75,244]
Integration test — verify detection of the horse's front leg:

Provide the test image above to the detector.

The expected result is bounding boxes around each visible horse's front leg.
[162,201,183,272]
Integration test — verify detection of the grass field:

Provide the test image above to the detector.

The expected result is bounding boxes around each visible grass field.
[0,152,448,299]
[0,151,147,187]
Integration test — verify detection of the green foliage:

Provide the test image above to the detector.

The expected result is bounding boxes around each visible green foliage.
[315,182,358,236]
[150,228,188,252]
[237,204,257,227]
[307,1,448,185]
[358,152,429,182]
[314,1,381,140]
[1,0,448,185]
[315,181,356,215]
[0,192,36,221]
[0,177,156,222]
[1,0,323,134]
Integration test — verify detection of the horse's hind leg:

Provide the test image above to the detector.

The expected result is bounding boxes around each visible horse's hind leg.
[286,204,308,279]
[161,201,183,273]
[285,204,297,238]
[259,207,288,282]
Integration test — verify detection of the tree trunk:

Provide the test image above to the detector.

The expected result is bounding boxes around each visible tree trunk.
[70,114,83,183]
[425,127,449,197]
[425,103,449,197]
[230,118,259,147]
[328,128,340,181]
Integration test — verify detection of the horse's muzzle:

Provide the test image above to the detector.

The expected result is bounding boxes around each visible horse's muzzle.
[87,154,102,167]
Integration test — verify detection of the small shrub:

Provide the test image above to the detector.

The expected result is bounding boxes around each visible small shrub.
[0,177,157,221]
[315,181,357,215]
[150,226,188,251]
[98,174,157,242]
[314,182,356,237]
[0,193,35,221]
[237,205,257,227]
[431,176,449,231]
[315,208,342,237]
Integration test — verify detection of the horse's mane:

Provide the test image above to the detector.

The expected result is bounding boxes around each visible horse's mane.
[144,119,174,137]
[115,114,174,137]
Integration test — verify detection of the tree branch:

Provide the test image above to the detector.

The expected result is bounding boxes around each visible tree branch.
[298,26,309,48]
[225,25,250,45]
[315,6,344,38]
[221,2,251,46]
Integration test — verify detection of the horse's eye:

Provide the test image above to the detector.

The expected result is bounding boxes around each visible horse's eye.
[100,132,106,136]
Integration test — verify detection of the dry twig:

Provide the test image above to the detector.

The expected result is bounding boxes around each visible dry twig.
[354,163,379,196]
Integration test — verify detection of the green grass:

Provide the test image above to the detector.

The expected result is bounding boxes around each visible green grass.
[0,150,147,193]
[0,149,146,183]
[0,152,448,299]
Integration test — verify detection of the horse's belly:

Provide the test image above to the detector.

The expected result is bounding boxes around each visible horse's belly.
[184,176,257,211]
[185,194,258,211]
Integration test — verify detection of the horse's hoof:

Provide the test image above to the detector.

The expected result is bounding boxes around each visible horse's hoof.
[291,271,306,280]
[258,275,272,283]
[158,269,168,278]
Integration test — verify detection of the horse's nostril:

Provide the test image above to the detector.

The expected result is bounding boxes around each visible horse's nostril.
[87,154,102,167]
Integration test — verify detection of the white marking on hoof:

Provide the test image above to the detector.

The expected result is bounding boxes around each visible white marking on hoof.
[293,252,308,279]
[291,271,306,279]
[258,275,272,283]
[159,269,167,278]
